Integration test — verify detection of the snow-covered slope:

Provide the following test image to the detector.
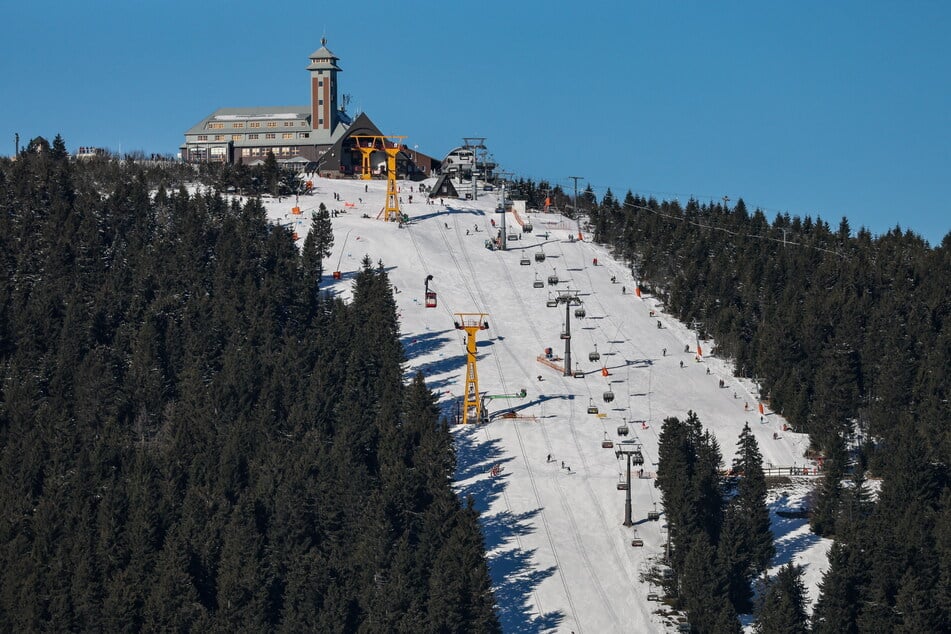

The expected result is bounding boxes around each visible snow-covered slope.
[262,176,831,633]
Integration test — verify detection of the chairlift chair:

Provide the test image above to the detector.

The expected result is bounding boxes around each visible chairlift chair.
[587,399,599,414]
[573,364,585,378]
[561,330,571,340]
[602,433,614,449]
[520,255,531,266]
[617,473,628,490]
[647,592,660,602]
[631,538,644,547]
[589,344,600,362]
[533,274,544,288]
[425,291,437,308]
[647,510,661,521]
[546,296,558,308]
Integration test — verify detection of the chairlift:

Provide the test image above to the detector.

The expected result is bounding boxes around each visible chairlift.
[523,222,533,233]
[520,255,531,266]
[617,422,629,436]
[573,364,585,379]
[631,537,644,547]
[602,432,614,449]
[574,306,586,318]
[603,387,615,403]
[587,399,599,414]
[617,473,628,490]
[647,509,661,521]
[535,251,546,262]
[533,274,544,288]
[547,274,559,285]
[546,296,558,308]
[589,344,600,362]
[647,592,660,602]
[560,330,571,340]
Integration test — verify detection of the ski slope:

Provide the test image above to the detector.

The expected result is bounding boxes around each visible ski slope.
[262,176,831,633]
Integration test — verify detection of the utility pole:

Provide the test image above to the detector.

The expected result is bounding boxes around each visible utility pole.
[550,290,581,377]
[615,443,645,526]
[14,132,19,156]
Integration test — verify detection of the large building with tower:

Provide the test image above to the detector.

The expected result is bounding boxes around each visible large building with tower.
[181,39,437,177]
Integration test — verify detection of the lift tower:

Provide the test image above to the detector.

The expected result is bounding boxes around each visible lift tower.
[616,443,645,526]
[454,313,489,423]
[351,135,378,181]
[549,290,582,377]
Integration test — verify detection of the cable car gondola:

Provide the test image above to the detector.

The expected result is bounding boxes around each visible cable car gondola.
[535,251,546,262]
[548,274,559,285]
[523,222,533,233]
[424,274,437,308]
[575,306,586,318]
[617,422,629,436]
[589,344,600,362]
[603,387,615,403]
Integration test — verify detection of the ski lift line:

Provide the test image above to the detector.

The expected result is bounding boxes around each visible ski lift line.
[619,200,847,259]
[476,228,639,608]
[403,221,458,319]
[544,176,849,257]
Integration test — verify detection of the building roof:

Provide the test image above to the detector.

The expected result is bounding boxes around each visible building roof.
[307,37,341,72]
[184,106,351,146]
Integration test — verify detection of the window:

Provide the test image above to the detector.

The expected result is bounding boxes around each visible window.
[318,80,323,87]
[266,122,278,128]
[240,148,250,156]
[208,122,224,129]
[249,122,261,128]
[248,134,259,140]
[265,133,275,139]
[232,134,242,141]
[233,122,244,128]
[284,121,294,127]
[197,135,208,141]
[318,100,323,105]
[298,132,309,139]
[318,119,324,125]
[282,133,293,139]
[214,135,225,141]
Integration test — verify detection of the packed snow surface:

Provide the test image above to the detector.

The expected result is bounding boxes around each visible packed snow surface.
[257,176,831,633]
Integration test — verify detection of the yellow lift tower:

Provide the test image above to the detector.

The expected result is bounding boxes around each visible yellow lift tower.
[350,135,378,181]
[454,313,490,423]
[349,134,407,222]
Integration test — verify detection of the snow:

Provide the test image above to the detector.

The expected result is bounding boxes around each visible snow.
[258,176,832,633]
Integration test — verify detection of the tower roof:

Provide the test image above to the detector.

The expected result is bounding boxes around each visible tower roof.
[307,37,341,71]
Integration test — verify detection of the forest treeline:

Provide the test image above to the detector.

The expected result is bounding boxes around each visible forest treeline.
[0,137,499,631]
[571,183,950,632]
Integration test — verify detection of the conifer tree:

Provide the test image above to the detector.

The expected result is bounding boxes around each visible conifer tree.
[754,563,809,634]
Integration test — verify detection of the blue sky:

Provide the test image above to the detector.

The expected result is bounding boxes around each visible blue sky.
[4,1,948,244]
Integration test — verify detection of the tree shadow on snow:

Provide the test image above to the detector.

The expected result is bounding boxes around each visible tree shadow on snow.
[401,329,453,358]
[489,547,564,633]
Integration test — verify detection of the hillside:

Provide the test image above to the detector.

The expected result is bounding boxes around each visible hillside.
[266,176,832,632]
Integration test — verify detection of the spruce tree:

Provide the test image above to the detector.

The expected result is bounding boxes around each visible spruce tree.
[754,563,808,634]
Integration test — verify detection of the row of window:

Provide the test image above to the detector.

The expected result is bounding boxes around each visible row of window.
[195,133,310,142]
[239,146,300,157]
[207,120,304,130]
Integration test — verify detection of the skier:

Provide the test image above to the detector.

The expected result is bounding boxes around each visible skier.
[679,360,684,368]
[547,454,551,462]
[662,348,666,356]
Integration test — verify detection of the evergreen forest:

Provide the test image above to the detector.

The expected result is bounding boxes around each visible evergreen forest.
[0,138,499,631]
[577,186,950,632]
